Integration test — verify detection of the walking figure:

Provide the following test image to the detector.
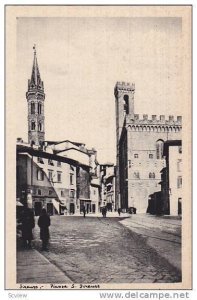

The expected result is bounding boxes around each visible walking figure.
[102,207,107,218]
[82,205,86,218]
[118,208,121,216]
[38,208,51,251]
[21,207,35,249]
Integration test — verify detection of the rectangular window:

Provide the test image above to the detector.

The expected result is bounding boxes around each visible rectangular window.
[48,159,54,166]
[61,190,65,197]
[37,169,44,181]
[37,157,44,164]
[70,189,75,198]
[57,161,61,167]
[70,165,75,171]
[134,154,138,158]
[37,189,42,195]
[49,190,53,196]
[149,154,153,159]
[70,174,74,185]
[134,171,140,179]
[48,170,53,181]
[177,176,182,189]
[57,172,62,183]
[178,146,182,154]
[177,159,182,172]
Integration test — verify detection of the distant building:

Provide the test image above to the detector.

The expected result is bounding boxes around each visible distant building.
[161,140,182,216]
[100,164,116,211]
[115,81,182,213]
[17,143,81,215]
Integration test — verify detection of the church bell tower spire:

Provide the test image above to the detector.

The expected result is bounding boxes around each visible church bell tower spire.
[26,45,45,147]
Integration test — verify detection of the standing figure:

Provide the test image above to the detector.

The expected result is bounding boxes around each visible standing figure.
[102,207,107,218]
[82,205,86,218]
[118,208,121,216]
[21,207,35,248]
[38,208,51,251]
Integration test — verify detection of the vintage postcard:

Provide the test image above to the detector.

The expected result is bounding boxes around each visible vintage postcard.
[5,5,192,290]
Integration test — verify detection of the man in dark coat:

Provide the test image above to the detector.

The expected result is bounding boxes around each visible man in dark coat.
[21,207,35,248]
[82,205,86,218]
[38,208,51,251]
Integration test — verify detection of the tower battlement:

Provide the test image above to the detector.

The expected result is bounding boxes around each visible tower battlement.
[129,114,182,125]
[114,81,135,96]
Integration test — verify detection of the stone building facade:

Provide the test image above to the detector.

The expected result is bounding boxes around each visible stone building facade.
[115,81,182,213]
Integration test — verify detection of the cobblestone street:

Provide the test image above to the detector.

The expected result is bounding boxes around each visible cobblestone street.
[23,215,182,284]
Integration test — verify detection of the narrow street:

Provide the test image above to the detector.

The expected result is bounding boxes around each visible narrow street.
[21,215,182,284]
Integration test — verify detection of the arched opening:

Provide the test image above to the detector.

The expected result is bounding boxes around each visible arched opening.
[123,94,129,115]
[156,139,164,159]
[38,122,42,132]
[31,121,35,130]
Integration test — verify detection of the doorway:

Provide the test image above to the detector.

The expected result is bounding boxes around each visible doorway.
[34,201,42,216]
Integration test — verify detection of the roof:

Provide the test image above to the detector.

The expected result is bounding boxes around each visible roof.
[17,144,90,170]
[163,140,182,155]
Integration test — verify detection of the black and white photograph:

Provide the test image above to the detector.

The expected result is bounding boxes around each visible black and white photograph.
[5,5,192,290]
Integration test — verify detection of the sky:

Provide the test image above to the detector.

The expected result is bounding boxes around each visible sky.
[16,17,182,164]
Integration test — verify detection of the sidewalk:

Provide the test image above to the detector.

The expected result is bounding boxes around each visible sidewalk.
[120,214,181,271]
[17,244,73,283]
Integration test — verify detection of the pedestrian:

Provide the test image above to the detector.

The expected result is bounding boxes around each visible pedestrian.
[38,208,51,251]
[118,208,121,216]
[21,206,35,249]
[102,207,107,218]
[82,205,86,218]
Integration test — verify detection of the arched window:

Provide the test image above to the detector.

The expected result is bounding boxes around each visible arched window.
[38,122,42,132]
[156,140,164,159]
[38,103,42,114]
[31,121,35,130]
[31,102,35,114]
[123,95,129,115]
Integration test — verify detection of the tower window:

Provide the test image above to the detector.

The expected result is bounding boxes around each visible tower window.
[38,122,42,132]
[149,154,153,159]
[31,102,35,114]
[31,121,35,130]
[134,154,138,158]
[123,95,129,115]
[38,103,42,114]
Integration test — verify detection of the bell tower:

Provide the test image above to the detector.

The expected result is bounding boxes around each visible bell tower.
[114,81,135,142]
[26,45,45,147]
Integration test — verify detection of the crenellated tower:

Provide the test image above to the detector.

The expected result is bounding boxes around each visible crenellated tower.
[114,81,182,213]
[26,46,45,146]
